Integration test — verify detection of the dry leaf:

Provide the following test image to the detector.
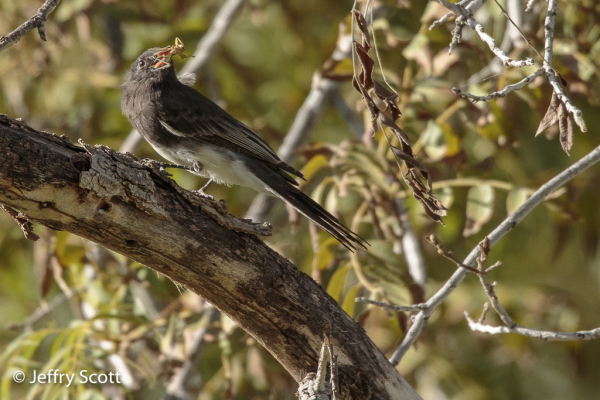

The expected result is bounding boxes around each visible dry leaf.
[536,92,560,137]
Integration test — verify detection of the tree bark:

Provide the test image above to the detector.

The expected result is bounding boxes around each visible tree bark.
[0,114,421,400]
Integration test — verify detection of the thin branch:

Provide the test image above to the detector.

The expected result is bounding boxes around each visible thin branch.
[0,0,61,52]
[525,0,537,12]
[178,0,245,75]
[297,326,340,400]
[429,12,455,31]
[453,68,544,102]
[465,242,600,341]
[7,288,78,330]
[465,17,534,67]
[541,0,587,132]
[389,142,600,366]
[424,235,482,274]
[331,90,364,139]
[119,0,246,154]
[465,314,600,340]
[1,204,40,241]
[163,307,221,400]
[394,197,427,288]
[356,297,427,312]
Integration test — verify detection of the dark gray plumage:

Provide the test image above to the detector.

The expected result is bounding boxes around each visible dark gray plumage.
[121,45,367,251]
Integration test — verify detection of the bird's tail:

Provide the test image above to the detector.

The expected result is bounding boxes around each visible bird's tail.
[250,163,368,251]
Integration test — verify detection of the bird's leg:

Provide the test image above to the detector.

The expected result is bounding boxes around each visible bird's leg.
[196,179,214,199]
[191,161,214,199]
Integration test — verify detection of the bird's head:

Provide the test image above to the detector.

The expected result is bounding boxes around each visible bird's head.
[124,38,192,84]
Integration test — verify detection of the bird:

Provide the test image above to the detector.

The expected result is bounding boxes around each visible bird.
[121,39,367,251]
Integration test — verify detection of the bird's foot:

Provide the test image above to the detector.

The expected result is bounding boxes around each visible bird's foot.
[140,159,190,175]
[194,179,214,200]
[194,189,214,200]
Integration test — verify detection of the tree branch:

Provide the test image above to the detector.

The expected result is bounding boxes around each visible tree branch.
[163,307,221,400]
[389,140,600,366]
[0,114,421,400]
[542,0,586,132]
[0,0,61,52]
[464,240,600,341]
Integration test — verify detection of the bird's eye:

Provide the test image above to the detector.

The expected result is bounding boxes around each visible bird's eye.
[138,60,145,68]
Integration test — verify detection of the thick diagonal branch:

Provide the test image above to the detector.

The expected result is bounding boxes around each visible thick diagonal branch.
[0,115,420,400]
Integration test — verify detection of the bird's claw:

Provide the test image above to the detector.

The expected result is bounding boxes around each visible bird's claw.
[194,189,214,200]
[194,178,214,199]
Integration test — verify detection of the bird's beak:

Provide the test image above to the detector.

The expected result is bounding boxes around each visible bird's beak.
[151,38,192,71]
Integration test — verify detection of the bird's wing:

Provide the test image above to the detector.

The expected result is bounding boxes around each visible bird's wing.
[155,85,303,179]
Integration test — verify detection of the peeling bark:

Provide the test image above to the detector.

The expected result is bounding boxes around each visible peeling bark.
[0,114,421,400]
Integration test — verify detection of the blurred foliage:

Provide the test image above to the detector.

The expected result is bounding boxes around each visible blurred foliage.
[1,0,600,399]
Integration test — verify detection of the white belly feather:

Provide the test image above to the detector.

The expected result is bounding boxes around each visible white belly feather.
[148,141,271,194]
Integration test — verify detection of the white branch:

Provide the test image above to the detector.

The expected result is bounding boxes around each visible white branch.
[466,17,534,67]
[541,0,587,132]
[467,246,600,341]
[525,0,537,12]
[429,12,454,31]
[453,68,544,102]
[0,0,61,51]
[389,142,600,366]
[466,312,600,340]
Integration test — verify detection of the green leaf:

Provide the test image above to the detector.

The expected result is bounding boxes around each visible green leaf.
[326,265,350,302]
[342,285,361,318]
[367,240,400,267]
[422,120,447,161]
[436,187,454,210]
[464,185,495,236]
[314,237,340,271]
[506,188,530,216]
[303,154,328,181]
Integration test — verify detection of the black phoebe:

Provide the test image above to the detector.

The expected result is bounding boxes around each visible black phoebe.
[121,39,367,251]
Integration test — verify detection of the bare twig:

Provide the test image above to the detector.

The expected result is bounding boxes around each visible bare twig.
[465,314,600,340]
[119,0,247,154]
[465,239,600,341]
[478,302,490,324]
[393,197,427,288]
[465,17,534,67]
[179,0,245,75]
[0,0,61,52]
[297,326,340,400]
[525,0,537,12]
[453,68,544,102]
[429,12,455,31]
[331,90,364,138]
[425,234,482,274]
[163,307,221,400]
[389,142,600,366]
[356,297,427,312]
[541,0,586,132]
[1,204,39,241]
[7,288,78,330]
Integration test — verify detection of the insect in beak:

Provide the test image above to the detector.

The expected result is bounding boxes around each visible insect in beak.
[151,37,193,71]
